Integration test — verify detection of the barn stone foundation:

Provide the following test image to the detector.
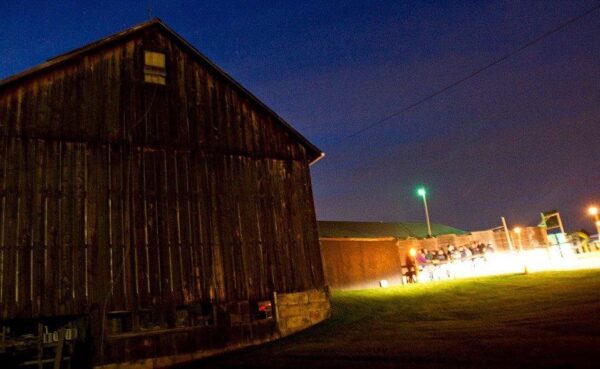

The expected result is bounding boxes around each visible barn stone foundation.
[275,287,331,337]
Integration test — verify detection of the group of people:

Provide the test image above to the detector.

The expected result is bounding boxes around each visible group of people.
[405,243,496,283]
[416,243,495,264]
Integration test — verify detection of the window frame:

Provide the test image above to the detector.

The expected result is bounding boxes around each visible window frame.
[143,50,167,85]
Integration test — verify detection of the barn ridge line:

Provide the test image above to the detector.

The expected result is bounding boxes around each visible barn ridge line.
[0,18,324,164]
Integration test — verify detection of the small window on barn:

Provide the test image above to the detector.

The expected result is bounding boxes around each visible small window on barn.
[144,51,166,85]
[138,309,161,331]
[107,311,133,335]
[175,307,190,327]
[189,303,215,327]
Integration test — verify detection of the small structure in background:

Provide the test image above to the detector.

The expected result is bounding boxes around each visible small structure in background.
[317,220,555,290]
[318,221,467,290]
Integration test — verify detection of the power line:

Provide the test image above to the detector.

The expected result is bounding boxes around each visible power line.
[349,4,600,138]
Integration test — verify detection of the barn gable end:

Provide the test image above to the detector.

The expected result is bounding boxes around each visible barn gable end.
[0,19,328,368]
[0,19,322,163]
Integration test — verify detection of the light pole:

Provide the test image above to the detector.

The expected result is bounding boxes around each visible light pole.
[514,227,523,252]
[417,187,432,237]
[513,226,528,274]
[588,206,600,237]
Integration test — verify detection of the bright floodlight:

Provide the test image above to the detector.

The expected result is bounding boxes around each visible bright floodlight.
[409,248,417,257]
[589,206,599,216]
[416,187,432,237]
[514,227,522,234]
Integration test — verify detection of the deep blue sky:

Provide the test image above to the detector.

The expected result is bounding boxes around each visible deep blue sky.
[2,1,599,232]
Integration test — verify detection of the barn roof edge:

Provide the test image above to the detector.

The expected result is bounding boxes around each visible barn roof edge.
[0,18,324,163]
[317,220,468,240]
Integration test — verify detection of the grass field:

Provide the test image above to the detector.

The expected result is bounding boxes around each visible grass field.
[186,270,600,369]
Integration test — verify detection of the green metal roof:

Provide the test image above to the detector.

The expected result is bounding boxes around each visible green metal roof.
[318,221,467,239]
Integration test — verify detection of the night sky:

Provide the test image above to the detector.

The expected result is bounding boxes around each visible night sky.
[2,1,599,232]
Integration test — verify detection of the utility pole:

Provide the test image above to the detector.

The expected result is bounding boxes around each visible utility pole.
[501,216,514,251]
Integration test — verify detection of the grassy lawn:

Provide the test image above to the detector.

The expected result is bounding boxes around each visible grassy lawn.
[188,270,600,369]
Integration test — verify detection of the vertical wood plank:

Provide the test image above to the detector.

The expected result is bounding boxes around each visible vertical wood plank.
[72,144,87,312]
[58,142,74,314]
[0,136,9,318]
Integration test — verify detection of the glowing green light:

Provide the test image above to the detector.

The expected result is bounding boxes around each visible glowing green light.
[417,188,426,197]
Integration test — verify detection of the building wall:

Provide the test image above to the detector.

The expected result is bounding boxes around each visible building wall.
[0,24,326,366]
[96,288,331,369]
[320,239,404,290]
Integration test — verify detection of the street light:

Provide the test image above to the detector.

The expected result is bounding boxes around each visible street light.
[588,206,600,237]
[417,187,432,237]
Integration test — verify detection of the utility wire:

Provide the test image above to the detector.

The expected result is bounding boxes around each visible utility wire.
[349,4,600,138]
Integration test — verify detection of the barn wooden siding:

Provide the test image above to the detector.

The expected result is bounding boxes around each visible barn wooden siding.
[0,23,324,337]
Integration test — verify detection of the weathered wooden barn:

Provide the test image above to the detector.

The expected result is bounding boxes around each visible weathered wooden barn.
[0,19,329,368]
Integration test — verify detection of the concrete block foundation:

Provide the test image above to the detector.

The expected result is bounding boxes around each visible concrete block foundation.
[275,288,331,336]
